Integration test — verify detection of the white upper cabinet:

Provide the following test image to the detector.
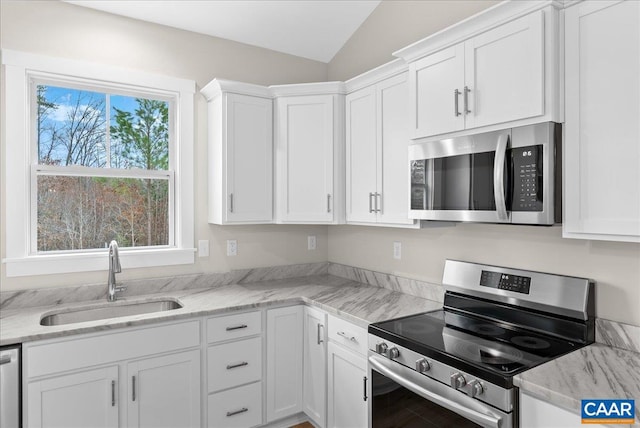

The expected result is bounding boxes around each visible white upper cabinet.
[563,0,640,242]
[397,3,560,139]
[201,80,273,225]
[345,64,416,227]
[273,84,345,224]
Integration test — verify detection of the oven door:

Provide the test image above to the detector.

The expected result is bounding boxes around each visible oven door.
[368,353,513,428]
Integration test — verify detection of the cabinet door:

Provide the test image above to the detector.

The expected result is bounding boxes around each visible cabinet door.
[27,366,119,428]
[266,306,304,422]
[346,86,378,223]
[127,349,201,428]
[377,71,414,225]
[464,11,544,129]
[520,392,608,428]
[276,95,335,223]
[303,306,327,427]
[409,44,465,138]
[564,0,640,242]
[226,93,273,223]
[327,342,367,428]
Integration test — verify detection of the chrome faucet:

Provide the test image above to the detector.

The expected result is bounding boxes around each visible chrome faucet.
[107,240,126,302]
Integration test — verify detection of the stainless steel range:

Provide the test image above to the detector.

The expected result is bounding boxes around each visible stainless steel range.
[367,260,595,428]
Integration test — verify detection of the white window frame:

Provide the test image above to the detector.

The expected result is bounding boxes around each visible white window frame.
[2,50,195,276]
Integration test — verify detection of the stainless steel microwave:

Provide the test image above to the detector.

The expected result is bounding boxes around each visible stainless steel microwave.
[409,122,561,225]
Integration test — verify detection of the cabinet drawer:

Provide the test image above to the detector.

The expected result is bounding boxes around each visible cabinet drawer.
[208,337,262,393]
[207,311,262,343]
[327,315,367,356]
[26,321,200,378]
[208,382,262,428]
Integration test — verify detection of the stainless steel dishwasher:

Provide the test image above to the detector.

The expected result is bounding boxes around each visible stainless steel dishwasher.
[0,345,21,428]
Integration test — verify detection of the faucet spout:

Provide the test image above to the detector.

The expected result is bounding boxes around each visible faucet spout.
[107,240,125,302]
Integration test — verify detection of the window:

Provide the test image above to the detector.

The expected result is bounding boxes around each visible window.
[2,50,195,276]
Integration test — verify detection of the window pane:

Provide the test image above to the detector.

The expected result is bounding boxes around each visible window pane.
[37,85,107,167]
[110,95,169,170]
[37,175,169,251]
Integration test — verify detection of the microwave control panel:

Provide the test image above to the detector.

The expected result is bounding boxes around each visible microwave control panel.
[512,145,543,212]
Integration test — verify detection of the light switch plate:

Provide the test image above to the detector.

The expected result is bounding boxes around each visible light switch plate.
[308,235,317,250]
[227,239,237,256]
[198,240,209,257]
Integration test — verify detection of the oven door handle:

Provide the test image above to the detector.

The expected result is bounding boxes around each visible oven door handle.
[369,354,503,428]
[493,133,509,222]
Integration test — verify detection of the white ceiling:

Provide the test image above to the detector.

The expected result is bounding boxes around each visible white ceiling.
[66,0,381,63]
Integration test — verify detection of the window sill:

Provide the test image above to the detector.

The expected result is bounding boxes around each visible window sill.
[3,248,196,277]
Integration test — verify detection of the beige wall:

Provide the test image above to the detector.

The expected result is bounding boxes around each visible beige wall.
[328,0,500,81]
[326,0,640,326]
[0,0,329,291]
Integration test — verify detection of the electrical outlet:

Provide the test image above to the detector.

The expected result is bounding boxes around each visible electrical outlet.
[198,240,209,257]
[226,239,237,256]
[308,235,317,250]
[393,241,402,260]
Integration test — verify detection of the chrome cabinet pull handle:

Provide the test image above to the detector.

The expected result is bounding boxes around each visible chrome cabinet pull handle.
[226,362,249,370]
[464,86,471,114]
[226,407,248,417]
[111,380,116,407]
[375,193,381,213]
[317,323,324,345]
[0,355,11,365]
[327,194,331,213]
[454,89,461,117]
[363,376,368,401]
[132,376,136,402]
[226,324,248,331]
[337,331,357,342]
[369,192,374,213]
[229,193,234,213]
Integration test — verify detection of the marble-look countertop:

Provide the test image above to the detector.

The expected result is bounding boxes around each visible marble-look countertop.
[514,344,640,424]
[0,274,441,346]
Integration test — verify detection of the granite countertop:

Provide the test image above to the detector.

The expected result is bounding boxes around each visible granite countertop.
[514,343,640,424]
[0,274,442,346]
[3,272,639,425]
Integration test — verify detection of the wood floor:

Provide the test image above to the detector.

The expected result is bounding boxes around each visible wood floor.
[290,423,314,428]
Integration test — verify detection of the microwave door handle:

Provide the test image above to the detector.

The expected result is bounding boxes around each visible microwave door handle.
[369,354,502,428]
[493,133,509,221]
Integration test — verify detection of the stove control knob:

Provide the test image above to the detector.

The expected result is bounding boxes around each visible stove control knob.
[468,380,484,398]
[375,342,388,355]
[450,373,466,390]
[388,347,400,359]
[416,358,430,373]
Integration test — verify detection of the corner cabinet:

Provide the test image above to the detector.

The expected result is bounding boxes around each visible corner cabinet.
[273,83,345,224]
[345,66,417,227]
[265,305,304,423]
[396,4,561,139]
[563,0,640,242]
[201,79,274,224]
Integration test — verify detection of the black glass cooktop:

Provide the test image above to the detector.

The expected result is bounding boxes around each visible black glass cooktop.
[369,309,583,387]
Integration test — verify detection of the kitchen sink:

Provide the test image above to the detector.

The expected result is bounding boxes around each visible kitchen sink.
[40,299,183,326]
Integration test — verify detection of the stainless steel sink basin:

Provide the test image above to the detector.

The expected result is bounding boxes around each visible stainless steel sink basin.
[40,299,183,326]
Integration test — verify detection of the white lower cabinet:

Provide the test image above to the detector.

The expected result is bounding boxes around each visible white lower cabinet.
[208,382,263,428]
[303,306,327,427]
[24,321,201,428]
[127,350,201,428]
[266,305,304,422]
[27,366,119,428]
[327,342,368,428]
[520,392,607,428]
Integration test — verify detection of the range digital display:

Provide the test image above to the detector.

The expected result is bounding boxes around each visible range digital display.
[480,270,531,294]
